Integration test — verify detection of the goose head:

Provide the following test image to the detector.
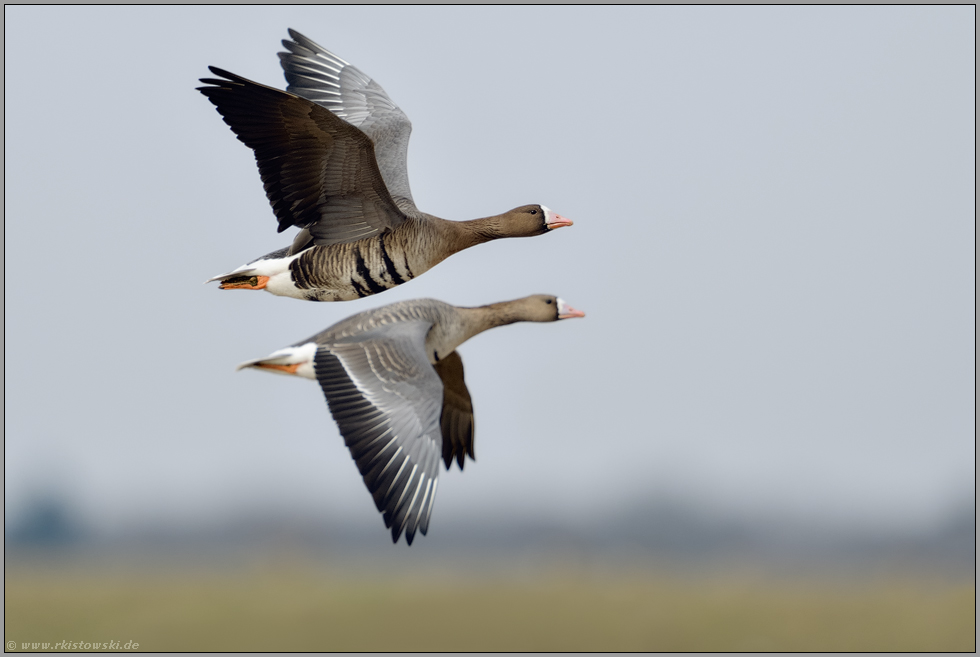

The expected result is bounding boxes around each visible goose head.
[507,294,586,322]
[496,205,573,237]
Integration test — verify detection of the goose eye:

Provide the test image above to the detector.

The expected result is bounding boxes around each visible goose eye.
[546,299,553,304]
[529,209,537,215]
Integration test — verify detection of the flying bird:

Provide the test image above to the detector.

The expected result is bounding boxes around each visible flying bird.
[198,30,572,301]
[238,294,585,544]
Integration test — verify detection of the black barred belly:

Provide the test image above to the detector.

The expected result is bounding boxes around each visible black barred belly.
[288,235,417,302]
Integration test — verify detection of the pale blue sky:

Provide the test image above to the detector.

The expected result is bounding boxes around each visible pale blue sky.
[4,6,974,540]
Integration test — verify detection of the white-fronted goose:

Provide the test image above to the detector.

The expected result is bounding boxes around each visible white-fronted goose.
[198,30,572,302]
[238,295,585,544]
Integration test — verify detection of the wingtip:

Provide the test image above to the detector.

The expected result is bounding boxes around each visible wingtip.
[283,28,309,50]
[204,65,237,83]
[286,28,316,47]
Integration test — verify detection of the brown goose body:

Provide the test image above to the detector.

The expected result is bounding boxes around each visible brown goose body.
[199,31,572,301]
[237,295,586,544]
[272,210,550,302]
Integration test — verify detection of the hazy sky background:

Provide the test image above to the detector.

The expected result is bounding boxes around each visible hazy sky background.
[4,6,974,542]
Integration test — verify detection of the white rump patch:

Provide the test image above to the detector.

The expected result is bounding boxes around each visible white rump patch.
[237,341,318,379]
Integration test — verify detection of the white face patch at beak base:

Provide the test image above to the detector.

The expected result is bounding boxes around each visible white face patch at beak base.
[542,205,574,229]
[556,298,585,319]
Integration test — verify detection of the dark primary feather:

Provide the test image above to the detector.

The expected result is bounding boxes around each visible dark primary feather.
[434,351,475,470]
[197,67,407,246]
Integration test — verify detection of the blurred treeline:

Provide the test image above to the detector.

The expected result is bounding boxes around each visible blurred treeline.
[4,496,974,651]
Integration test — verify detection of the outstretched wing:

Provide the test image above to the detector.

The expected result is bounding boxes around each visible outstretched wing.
[279,29,418,215]
[433,351,475,470]
[198,67,406,246]
[314,321,442,544]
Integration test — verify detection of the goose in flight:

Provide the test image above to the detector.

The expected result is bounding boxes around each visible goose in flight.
[198,30,572,302]
[238,294,585,543]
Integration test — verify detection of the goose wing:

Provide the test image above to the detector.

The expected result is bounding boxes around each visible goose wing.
[314,320,442,544]
[433,351,475,470]
[280,29,418,215]
[198,67,406,246]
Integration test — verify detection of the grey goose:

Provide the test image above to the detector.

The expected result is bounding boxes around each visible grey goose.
[238,294,585,544]
[199,30,572,302]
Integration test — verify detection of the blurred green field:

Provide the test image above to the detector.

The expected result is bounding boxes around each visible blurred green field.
[4,556,974,652]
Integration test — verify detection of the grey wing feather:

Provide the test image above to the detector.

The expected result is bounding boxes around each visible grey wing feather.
[280,29,418,215]
[314,320,442,544]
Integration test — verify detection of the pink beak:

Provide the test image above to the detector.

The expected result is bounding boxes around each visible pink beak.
[557,298,585,319]
[544,207,574,230]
